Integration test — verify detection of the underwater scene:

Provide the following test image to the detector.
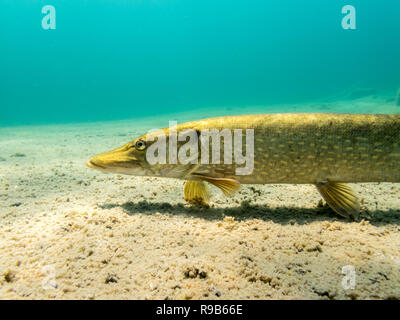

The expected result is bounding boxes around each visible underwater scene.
[0,0,400,301]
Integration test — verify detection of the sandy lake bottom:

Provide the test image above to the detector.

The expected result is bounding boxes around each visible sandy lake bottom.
[1,99,400,300]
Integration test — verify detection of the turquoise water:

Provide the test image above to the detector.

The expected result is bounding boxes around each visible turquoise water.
[1,0,399,126]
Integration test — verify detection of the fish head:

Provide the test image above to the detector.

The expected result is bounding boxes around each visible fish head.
[86,127,199,178]
[86,133,155,176]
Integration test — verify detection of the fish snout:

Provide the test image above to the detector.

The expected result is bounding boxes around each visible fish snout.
[85,150,140,172]
[86,156,106,169]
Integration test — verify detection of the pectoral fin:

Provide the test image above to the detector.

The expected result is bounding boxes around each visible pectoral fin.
[192,174,241,197]
[315,181,360,219]
[184,180,210,205]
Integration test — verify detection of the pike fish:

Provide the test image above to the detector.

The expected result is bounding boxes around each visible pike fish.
[86,113,400,219]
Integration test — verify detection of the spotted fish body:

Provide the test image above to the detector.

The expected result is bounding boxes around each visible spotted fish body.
[87,113,400,218]
[182,113,400,184]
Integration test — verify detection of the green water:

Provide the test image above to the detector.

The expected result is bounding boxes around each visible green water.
[1,0,399,126]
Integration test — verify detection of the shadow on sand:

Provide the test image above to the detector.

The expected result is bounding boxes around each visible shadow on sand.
[98,200,400,226]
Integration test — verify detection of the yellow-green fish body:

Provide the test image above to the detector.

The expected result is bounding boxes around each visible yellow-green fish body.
[181,113,400,184]
[87,113,400,218]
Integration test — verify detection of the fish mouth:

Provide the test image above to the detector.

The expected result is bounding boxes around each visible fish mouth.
[85,157,141,174]
[86,160,106,169]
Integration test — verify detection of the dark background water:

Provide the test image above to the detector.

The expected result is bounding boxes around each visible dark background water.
[1,0,399,126]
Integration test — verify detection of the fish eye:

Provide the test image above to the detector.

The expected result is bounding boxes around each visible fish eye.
[135,139,146,150]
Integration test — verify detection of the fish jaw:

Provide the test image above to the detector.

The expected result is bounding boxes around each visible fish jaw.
[86,157,112,173]
[85,145,147,175]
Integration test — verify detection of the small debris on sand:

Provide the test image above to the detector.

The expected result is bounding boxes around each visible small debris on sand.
[10,203,22,207]
[105,274,119,284]
[10,153,26,158]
